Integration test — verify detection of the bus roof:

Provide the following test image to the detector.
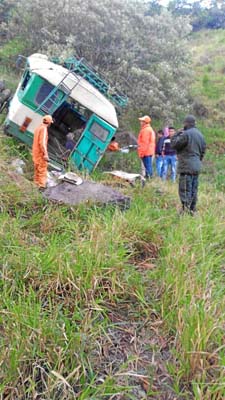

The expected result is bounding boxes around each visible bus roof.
[28,54,118,128]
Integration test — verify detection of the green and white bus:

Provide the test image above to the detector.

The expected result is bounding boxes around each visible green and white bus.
[4,53,127,172]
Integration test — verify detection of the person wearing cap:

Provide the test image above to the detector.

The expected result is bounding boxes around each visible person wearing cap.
[32,114,53,189]
[137,115,155,179]
[171,115,206,214]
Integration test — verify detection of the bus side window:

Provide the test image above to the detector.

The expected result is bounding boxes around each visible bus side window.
[35,81,59,112]
[21,71,31,90]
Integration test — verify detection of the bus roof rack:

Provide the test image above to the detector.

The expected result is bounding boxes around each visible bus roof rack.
[50,55,128,108]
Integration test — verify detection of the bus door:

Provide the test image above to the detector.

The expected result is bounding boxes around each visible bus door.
[70,115,116,172]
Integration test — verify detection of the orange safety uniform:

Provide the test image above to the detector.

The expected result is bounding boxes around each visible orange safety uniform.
[107,141,119,151]
[137,123,155,158]
[32,123,49,188]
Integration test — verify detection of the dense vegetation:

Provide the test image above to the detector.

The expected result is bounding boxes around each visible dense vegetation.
[2,0,224,122]
[0,0,192,121]
[148,0,225,31]
[191,29,225,127]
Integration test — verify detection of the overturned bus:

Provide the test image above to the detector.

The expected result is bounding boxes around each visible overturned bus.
[4,53,128,172]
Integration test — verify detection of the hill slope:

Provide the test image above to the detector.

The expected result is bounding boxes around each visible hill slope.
[1,29,225,399]
[189,29,225,193]
[190,29,225,127]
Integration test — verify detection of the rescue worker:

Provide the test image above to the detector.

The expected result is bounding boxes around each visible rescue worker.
[107,136,120,151]
[137,115,155,178]
[32,114,53,190]
[171,115,206,215]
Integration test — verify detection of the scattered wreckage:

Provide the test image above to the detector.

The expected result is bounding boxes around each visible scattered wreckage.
[3,53,128,173]
[3,54,142,207]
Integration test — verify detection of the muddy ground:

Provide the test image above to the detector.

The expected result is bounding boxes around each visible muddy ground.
[43,180,131,209]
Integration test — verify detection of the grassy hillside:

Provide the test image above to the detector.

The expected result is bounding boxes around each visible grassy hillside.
[190,29,225,127]
[190,29,225,193]
[1,136,225,400]
[0,30,225,399]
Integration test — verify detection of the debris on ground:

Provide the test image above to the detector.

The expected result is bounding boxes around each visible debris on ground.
[104,170,145,186]
[120,144,138,154]
[47,171,83,187]
[43,180,130,208]
[10,158,25,174]
[58,171,83,185]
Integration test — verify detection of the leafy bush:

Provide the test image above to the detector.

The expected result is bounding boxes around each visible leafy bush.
[4,0,193,120]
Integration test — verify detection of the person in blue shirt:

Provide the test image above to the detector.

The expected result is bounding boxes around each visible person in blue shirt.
[162,126,177,182]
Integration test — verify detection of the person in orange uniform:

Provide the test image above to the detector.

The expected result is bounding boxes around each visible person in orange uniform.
[137,115,155,178]
[32,114,53,189]
[107,136,120,151]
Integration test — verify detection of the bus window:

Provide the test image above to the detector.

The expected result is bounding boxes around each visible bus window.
[35,82,54,104]
[89,121,109,142]
[21,71,31,90]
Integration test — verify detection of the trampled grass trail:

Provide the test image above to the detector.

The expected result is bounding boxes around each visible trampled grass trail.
[0,133,225,399]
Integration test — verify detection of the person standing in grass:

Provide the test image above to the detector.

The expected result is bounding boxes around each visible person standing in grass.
[155,129,165,178]
[162,126,177,182]
[32,115,53,190]
[171,115,206,214]
[137,115,155,179]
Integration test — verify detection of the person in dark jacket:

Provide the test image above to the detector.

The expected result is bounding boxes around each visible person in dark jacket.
[155,129,164,177]
[171,115,206,214]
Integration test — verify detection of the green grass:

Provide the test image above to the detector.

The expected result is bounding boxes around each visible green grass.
[0,38,23,92]
[158,199,225,392]
[0,61,20,92]
[190,29,225,127]
[1,126,225,398]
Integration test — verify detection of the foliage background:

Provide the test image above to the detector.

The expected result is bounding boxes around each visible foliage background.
[0,0,193,122]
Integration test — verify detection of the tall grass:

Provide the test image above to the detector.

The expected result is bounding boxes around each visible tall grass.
[190,29,225,127]
[156,195,225,398]
[1,148,225,398]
